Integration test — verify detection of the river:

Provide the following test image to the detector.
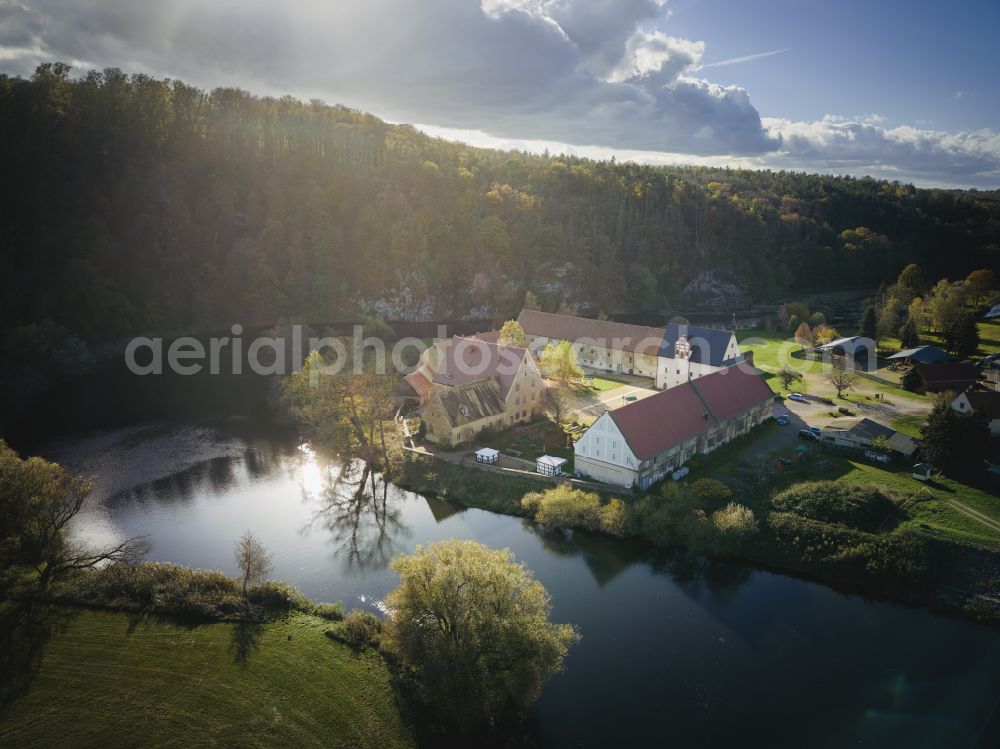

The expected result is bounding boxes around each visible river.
[20,412,998,749]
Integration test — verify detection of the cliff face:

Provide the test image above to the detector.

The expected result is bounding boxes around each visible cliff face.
[680,271,750,310]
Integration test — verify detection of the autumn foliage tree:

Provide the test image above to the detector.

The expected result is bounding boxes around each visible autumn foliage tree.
[383,541,578,731]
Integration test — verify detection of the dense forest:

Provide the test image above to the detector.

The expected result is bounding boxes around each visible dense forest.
[2,63,999,343]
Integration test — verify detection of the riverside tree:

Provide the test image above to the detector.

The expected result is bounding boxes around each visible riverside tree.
[282,349,398,468]
[0,440,149,589]
[383,540,578,731]
[233,531,272,598]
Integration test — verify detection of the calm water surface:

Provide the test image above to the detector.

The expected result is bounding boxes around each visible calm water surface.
[37,421,1000,748]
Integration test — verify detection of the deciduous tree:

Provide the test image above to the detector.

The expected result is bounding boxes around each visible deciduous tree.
[383,540,578,730]
[233,531,272,598]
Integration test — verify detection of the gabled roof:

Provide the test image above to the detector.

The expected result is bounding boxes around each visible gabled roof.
[887,345,950,364]
[516,309,737,365]
[660,323,737,367]
[689,363,774,420]
[963,390,1000,419]
[608,365,772,459]
[402,371,434,400]
[431,380,506,428]
[913,363,983,386]
[610,382,714,459]
[427,336,531,399]
[815,336,873,353]
[517,309,665,357]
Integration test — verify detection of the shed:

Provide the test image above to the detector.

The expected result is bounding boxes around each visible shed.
[536,455,568,476]
[475,447,500,465]
[886,345,950,366]
[912,463,933,481]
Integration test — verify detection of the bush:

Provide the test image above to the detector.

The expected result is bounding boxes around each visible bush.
[247,580,312,612]
[313,602,345,621]
[343,609,382,647]
[599,499,627,537]
[772,481,899,532]
[522,485,601,531]
[711,503,759,537]
[74,562,244,619]
[690,479,734,513]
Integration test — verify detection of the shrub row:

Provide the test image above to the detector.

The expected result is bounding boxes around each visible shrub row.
[55,562,343,621]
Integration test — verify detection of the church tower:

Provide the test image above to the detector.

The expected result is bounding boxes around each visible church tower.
[674,335,692,385]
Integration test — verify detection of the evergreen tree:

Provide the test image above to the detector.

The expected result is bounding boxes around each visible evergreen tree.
[945,312,980,358]
[859,305,877,340]
[920,396,990,478]
[899,318,920,349]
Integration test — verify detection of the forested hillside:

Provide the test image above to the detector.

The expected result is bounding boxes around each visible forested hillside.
[2,63,998,341]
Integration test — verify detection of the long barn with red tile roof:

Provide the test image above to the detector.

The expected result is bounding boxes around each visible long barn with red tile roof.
[573,364,773,489]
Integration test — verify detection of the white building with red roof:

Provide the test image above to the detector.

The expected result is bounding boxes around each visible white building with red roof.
[573,365,773,489]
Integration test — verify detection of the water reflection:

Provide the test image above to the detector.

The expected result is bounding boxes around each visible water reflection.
[300,456,411,573]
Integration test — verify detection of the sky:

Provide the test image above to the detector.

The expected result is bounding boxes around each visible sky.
[1,0,998,188]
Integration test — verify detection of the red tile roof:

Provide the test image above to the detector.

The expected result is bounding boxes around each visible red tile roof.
[690,364,775,422]
[610,383,712,459]
[609,365,772,459]
[403,371,434,400]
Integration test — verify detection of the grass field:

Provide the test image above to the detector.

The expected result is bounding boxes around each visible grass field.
[0,608,415,749]
[579,375,627,393]
[882,319,1000,358]
[759,447,1000,550]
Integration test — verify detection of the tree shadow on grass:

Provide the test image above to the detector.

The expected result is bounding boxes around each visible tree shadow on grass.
[0,600,79,714]
[229,618,263,666]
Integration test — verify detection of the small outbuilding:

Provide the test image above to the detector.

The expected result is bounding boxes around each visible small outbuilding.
[475,447,500,465]
[536,455,568,477]
[912,463,933,481]
[886,345,950,367]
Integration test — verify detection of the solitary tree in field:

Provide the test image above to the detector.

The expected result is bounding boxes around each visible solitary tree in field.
[497,319,526,348]
[793,321,813,347]
[234,532,272,598]
[383,540,578,731]
[778,366,802,391]
[826,360,857,398]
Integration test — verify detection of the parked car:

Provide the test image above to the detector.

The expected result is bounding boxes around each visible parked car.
[788,393,808,403]
[798,429,819,441]
[808,426,821,436]
[864,450,890,464]
[774,415,790,425]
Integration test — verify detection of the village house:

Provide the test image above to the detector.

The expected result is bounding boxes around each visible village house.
[401,336,545,447]
[818,417,918,458]
[516,309,742,390]
[911,363,984,393]
[951,390,1000,436]
[573,365,773,489]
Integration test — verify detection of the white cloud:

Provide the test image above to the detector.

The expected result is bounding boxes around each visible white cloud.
[0,0,996,186]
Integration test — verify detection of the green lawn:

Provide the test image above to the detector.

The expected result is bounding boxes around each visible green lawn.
[579,375,627,393]
[881,319,1000,358]
[0,608,415,749]
[762,451,1000,550]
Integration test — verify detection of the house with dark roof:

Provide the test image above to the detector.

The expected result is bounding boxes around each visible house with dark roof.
[573,365,773,489]
[886,345,950,366]
[952,389,1000,436]
[911,363,984,393]
[404,336,545,446]
[818,418,918,457]
[516,309,742,390]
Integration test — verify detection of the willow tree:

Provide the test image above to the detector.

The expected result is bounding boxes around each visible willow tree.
[383,540,578,731]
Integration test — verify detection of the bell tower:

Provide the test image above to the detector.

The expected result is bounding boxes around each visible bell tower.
[674,335,692,386]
